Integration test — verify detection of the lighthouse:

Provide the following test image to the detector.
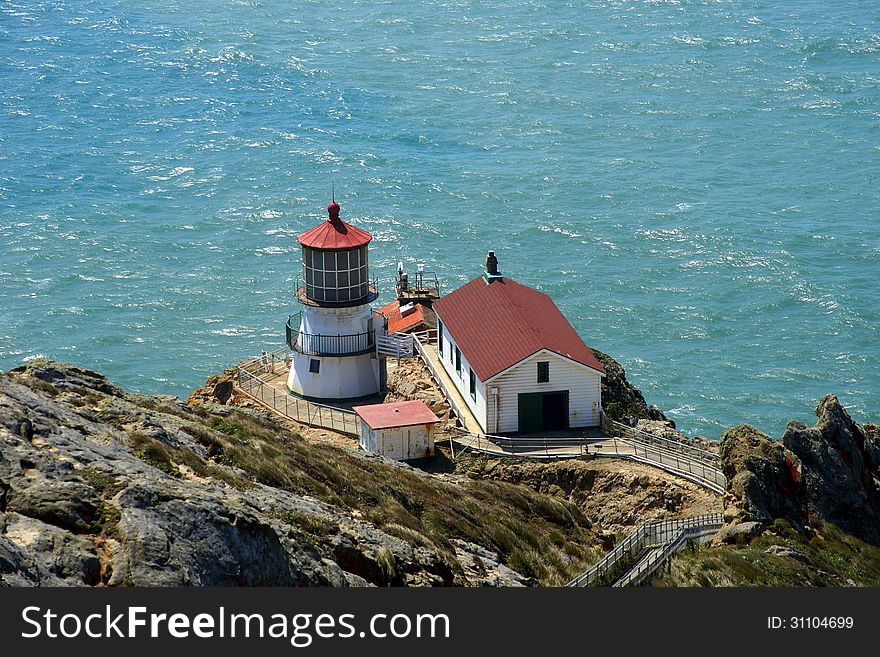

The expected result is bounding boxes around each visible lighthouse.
[286,199,385,401]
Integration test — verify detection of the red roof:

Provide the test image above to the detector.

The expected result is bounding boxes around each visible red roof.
[353,400,440,430]
[377,300,436,334]
[432,276,604,381]
[297,202,372,250]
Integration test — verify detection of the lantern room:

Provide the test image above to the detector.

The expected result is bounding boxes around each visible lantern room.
[297,200,377,306]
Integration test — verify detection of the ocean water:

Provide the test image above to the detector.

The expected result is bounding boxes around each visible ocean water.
[2,0,878,439]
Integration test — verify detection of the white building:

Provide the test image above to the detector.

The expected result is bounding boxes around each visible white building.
[432,252,605,435]
[353,400,440,460]
[286,200,385,401]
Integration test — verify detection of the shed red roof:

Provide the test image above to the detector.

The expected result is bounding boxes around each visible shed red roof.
[353,400,440,430]
[377,300,436,334]
[432,276,604,381]
[297,202,372,250]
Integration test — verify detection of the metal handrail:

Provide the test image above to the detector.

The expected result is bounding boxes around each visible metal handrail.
[396,270,440,297]
[235,364,359,436]
[614,437,726,492]
[614,521,723,587]
[606,418,720,465]
[567,513,723,587]
[456,428,592,449]
[286,314,376,357]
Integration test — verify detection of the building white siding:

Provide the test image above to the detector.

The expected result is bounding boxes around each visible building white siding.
[488,350,602,433]
[436,319,488,432]
[359,422,435,460]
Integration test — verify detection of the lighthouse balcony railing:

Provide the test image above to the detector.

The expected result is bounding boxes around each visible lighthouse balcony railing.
[286,315,376,357]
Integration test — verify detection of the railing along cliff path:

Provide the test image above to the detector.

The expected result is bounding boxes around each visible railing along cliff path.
[566,513,724,588]
[236,348,358,436]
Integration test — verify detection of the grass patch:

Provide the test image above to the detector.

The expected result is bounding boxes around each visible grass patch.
[28,379,60,397]
[79,468,125,498]
[128,395,200,422]
[158,408,601,584]
[77,395,601,585]
[652,520,880,587]
[274,510,339,540]
[89,503,122,539]
[129,432,176,473]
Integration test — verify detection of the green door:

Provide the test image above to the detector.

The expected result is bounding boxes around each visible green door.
[517,393,544,434]
[542,391,569,431]
[517,391,570,433]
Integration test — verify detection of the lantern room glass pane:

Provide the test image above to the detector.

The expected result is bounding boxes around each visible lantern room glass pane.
[300,243,371,304]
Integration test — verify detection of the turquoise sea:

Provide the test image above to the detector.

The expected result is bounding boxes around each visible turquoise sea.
[2,0,879,438]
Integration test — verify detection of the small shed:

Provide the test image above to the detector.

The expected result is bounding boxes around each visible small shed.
[353,400,440,460]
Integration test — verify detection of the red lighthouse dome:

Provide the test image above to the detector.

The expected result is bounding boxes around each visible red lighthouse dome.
[297,201,372,250]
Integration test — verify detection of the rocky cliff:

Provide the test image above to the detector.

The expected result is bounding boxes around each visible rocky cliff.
[650,395,880,587]
[0,361,602,587]
[5,354,880,589]
[719,394,880,545]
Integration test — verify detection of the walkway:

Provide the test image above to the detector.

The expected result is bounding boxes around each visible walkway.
[566,513,724,587]
[236,353,359,436]
[415,340,484,435]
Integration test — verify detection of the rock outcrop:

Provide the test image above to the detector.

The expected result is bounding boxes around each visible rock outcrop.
[719,424,805,529]
[782,395,880,544]
[186,367,238,406]
[719,395,880,545]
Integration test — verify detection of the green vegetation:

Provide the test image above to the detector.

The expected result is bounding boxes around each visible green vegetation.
[79,468,125,498]
[591,349,652,423]
[89,503,122,539]
[273,510,339,539]
[652,520,880,587]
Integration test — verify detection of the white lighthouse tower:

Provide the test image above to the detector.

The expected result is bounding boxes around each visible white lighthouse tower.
[286,199,384,401]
